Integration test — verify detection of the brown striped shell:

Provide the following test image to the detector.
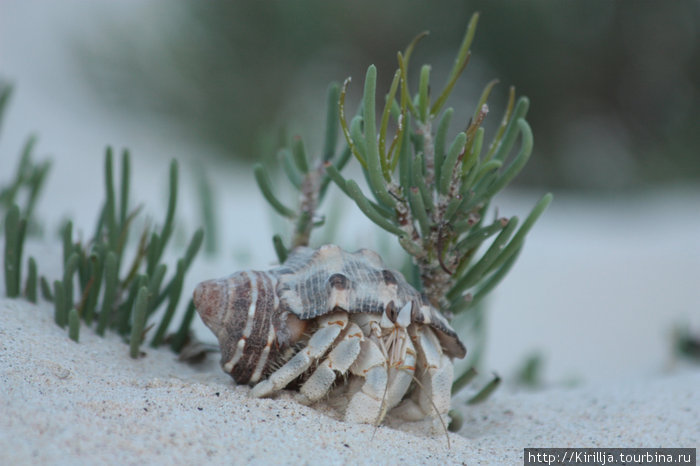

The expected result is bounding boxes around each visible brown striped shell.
[194,244,466,385]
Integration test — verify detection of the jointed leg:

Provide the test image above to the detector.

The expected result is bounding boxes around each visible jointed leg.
[384,338,416,410]
[297,322,364,404]
[250,312,348,398]
[391,328,453,423]
[344,338,388,424]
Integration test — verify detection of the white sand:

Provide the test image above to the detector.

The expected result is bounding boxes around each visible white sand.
[2,298,698,465]
[1,298,467,465]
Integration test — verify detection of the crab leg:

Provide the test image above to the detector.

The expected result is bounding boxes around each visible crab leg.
[297,322,364,404]
[250,312,348,398]
[392,327,453,421]
[344,338,388,423]
[416,327,453,415]
[384,338,416,410]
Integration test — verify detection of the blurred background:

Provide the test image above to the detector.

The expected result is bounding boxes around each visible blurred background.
[1,1,698,388]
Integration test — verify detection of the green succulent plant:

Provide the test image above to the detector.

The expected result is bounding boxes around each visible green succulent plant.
[253,13,552,412]
[1,82,202,356]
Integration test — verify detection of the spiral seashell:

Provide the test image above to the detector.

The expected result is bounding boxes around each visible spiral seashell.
[194,244,466,385]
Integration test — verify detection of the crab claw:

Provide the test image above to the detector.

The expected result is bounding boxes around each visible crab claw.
[396,302,412,328]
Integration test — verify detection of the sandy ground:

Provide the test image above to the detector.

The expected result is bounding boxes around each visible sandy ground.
[2,297,698,465]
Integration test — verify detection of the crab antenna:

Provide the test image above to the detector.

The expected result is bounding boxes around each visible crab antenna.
[369,378,391,443]
[410,374,451,450]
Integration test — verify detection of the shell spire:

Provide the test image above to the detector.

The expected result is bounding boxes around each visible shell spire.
[194,271,294,384]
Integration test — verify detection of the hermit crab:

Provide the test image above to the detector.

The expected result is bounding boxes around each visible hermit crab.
[193,244,466,425]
